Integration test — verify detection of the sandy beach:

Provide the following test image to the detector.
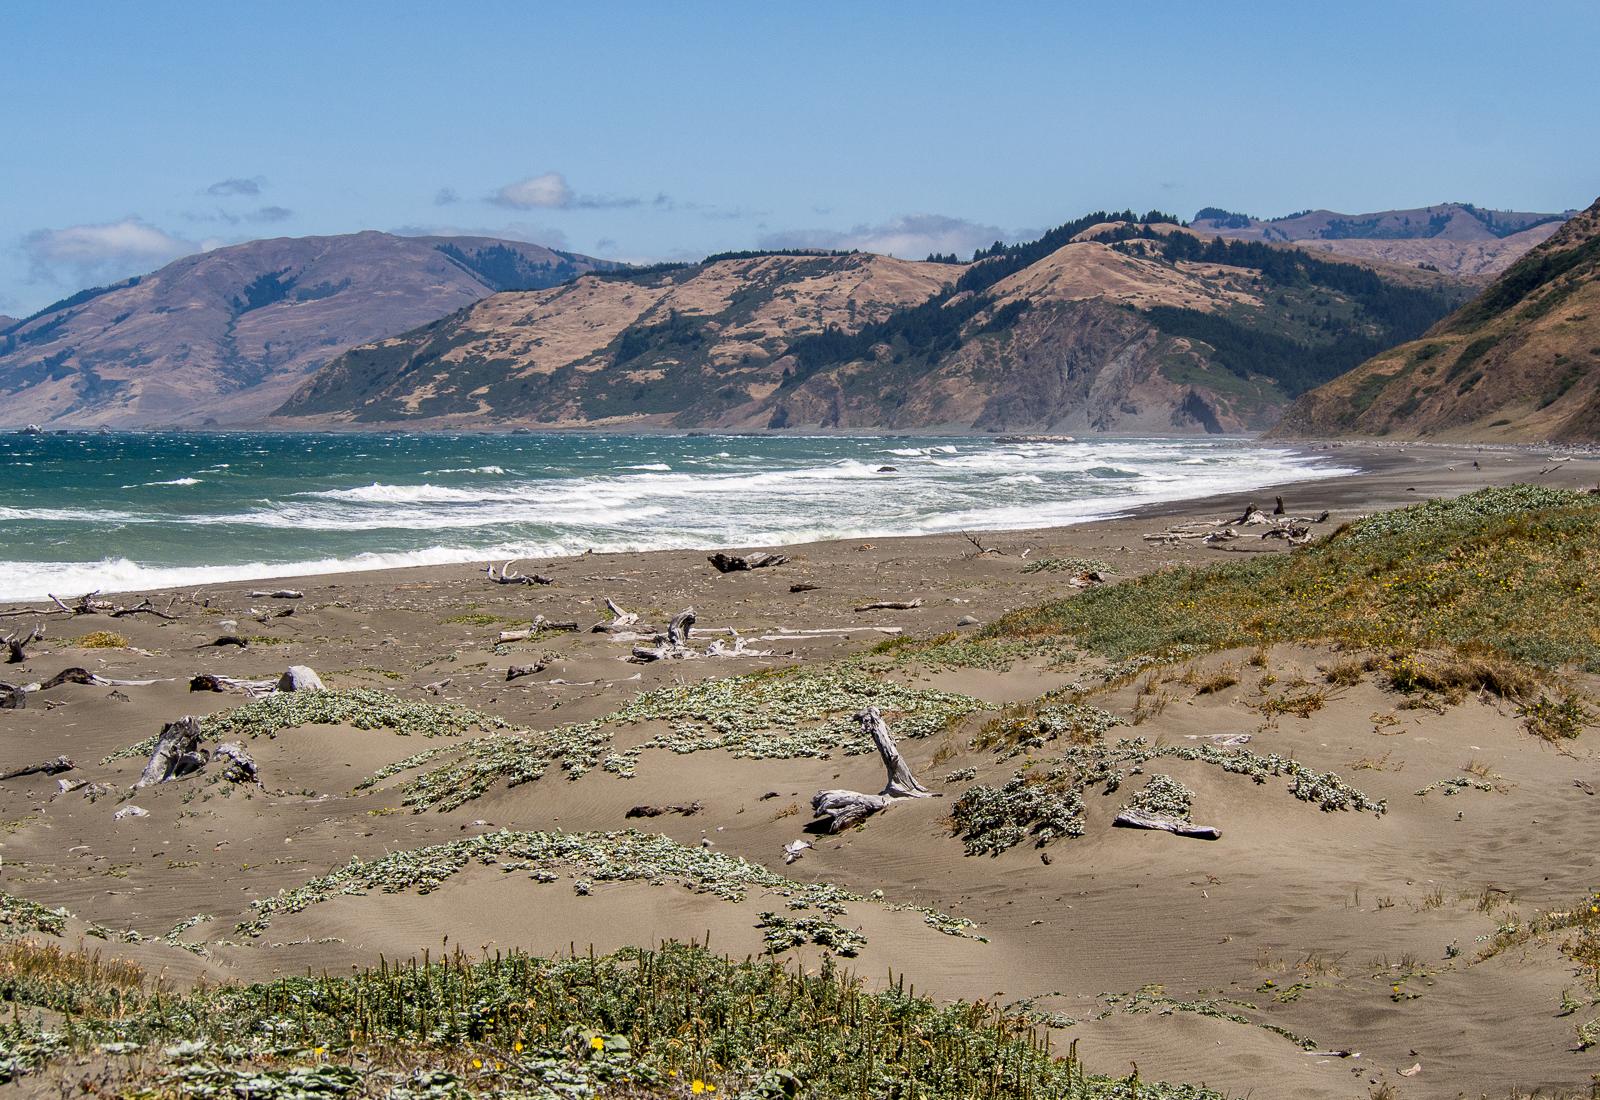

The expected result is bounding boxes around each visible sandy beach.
[3,441,1599,1098]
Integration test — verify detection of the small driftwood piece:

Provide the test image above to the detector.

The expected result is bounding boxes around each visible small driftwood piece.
[422,677,452,695]
[708,551,788,574]
[248,589,304,599]
[4,623,44,664]
[109,598,176,620]
[853,599,923,612]
[0,756,74,782]
[276,665,326,692]
[498,616,579,643]
[0,685,24,710]
[135,716,207,788]
[486,561,552,586]
[810,707,932,833]
[198,634,250,649]
[625,801,703,819]
[1112,808,1221,840]
[214,741,257,783]
[591,598,639,633]
[960,531,1003,556]
[789,582,821,593]
[506,662,546,681]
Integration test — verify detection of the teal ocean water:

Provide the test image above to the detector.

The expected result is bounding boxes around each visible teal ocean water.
[0,432,1353,600]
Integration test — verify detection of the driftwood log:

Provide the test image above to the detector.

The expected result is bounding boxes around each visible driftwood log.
[198,634,250,649]
[248,589,303,599]
[789,582,821,593]
[0,756,74,782]
[498,616,579,643]
[506,662,546,681]
[1112,809,1222,840]
[709,551,788,574]
[810,707,932,833]
[190,673,274,695]
[135,717,207,788]
[853,599,923,612]
[4,623,44,664]
[486,561,551,586]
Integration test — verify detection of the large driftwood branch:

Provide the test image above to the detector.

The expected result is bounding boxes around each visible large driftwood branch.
[1113,809,1222,840]
[486,561,552,586]
[190,673,275,696]
[247,589,304,599]
[709,551,789,574]
[135,717,206,788]
[0,756,74,782]
[4,623,44,664]
[861,706,932,798]
[810,707,932,833]
[630,608,698,663]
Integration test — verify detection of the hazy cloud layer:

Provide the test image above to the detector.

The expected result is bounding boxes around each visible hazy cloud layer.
[491,171,641,211]
[23,217,202,285]
[434,187,460,206]
[205,177,264,197]
[759,213,1009,259]
[390,222,571,250]
[184,205,294,226]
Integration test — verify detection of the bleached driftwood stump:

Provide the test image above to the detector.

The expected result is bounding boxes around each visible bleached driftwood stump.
[810,706,932,833]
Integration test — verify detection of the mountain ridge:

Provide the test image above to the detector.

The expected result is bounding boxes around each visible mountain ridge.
[0,231,620,428]
[1272,195,1600,442]
[276,214,1471,434]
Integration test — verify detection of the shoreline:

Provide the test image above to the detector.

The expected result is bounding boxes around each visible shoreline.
[0,438,1547,607]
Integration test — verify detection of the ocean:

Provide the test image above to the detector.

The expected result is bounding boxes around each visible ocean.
[0,431,1354,601]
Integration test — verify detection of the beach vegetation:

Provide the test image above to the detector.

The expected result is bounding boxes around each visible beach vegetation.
[69,630,128,649]
[0,937,1225,1098]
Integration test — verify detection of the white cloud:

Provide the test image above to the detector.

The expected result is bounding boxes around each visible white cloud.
[390,222,571,250]
[490,171,643,211]
[206,177,264,197]
[760,213,1009,260]
[23,217,199,285]
[492,172,577,209]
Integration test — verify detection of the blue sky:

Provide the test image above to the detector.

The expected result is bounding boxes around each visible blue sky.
[3,0,1596,316]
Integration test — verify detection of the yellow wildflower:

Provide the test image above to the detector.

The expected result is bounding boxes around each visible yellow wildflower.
[591,1035,605,1051]
[472,1058,483,1069]
[693,1081,707,1094]
[513,1040,524,1053]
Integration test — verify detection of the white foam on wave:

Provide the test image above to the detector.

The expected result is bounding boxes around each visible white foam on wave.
[122,477,201,488]
[621,463,672,471]
[423,465,508,475]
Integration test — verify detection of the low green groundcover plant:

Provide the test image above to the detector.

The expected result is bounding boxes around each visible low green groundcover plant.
[964,486,1600,672]
[0,940,1229,1098]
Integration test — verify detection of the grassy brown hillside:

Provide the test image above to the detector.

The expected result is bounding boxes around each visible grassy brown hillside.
[0,233,618,428]
[1273,196,1600,442]
[1192,202,1570,279]
[279,214,1469,433]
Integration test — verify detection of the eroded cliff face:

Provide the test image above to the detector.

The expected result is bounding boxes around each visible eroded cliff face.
[753,299,1264,435]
